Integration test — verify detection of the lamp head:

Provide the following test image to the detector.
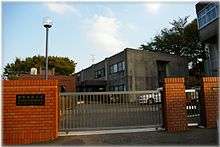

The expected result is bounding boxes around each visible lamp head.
[43,17,52,28]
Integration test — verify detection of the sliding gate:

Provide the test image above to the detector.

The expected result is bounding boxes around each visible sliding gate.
[59,91,163,132]
[185,88,201,126]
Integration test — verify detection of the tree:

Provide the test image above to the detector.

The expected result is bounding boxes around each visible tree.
[3,55,77,79]
[140,16,207,72]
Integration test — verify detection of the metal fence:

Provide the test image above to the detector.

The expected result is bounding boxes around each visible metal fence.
[185,88,201,126]
[59,90,163,132]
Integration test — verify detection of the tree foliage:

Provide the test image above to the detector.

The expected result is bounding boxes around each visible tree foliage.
[140,16,207,68]
[3,56,76,79]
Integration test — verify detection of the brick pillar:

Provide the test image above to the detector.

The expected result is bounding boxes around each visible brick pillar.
[3,80,59,145]
[163,77,188,132]
[200,77,219,128]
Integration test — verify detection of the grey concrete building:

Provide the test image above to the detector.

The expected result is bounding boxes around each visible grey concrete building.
[76,48,189,92]
[195,2,219,76]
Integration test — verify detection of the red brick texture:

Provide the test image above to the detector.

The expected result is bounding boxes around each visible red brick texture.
[163,78,188,132]
[200,77,219,128]
[19,75,76,92]
[3,80,59,145]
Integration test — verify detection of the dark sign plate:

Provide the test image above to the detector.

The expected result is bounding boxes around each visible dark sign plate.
[16,94,45,106]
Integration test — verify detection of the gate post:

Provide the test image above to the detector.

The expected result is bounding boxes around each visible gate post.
[163,77,188,132]
[200,77,219,128]
[3,80,59,144]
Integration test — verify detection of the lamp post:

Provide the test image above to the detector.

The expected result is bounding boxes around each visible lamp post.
[43,17,52,80]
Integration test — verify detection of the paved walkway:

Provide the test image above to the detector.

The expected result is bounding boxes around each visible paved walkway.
[34,127,218,145]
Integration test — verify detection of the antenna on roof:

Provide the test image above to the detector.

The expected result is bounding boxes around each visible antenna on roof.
[90,54,95,64]
[33,48,40,56]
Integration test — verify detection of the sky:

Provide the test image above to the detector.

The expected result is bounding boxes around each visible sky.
[2,1,198,72]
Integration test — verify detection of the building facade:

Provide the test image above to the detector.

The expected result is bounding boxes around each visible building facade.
[76,48,188,92]
[195,2,219,76]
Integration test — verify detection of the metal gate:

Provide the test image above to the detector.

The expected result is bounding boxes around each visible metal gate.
[185,88,201,126]
[59,90,163,132]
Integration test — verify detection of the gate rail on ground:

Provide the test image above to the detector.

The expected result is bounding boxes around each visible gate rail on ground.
[59,90,163,133]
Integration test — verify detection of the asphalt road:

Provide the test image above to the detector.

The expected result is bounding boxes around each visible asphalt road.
[34,127,218,145]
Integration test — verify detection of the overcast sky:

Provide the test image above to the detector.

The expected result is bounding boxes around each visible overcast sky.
[2,1,197,72]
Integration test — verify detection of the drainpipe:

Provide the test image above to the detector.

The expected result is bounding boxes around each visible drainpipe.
[131,53,136,102]
[105,58,108,80]
[105,58,108,91]
[206,44,213,76]
[132,67,136,91]
[131,52,136,91]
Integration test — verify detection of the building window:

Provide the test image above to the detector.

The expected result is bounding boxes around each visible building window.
[110,64,116,74]
[122,61,125,70]
[118,61,125,71]
[95,68,105,79]
[118,85,125,91]
[109,61,125,74]
[197,3,219,29]
[109,85,114,91]
[118,62,123,71]
[124,85,126,91]
[113,64,118,73]
[110,84,126,91]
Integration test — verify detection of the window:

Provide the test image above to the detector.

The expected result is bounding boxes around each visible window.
[124,85,126,91]
[109,64,117,74]
[110,84,126,91]
[113,64,118,73]
[197,3,219,29]
[109,86,114,91]
[95,68,105,78]
[109,61,125,74]
[114,86,119,91]
[118,62,122,71]
[118,61,125,71]
[118,85,125,91]
[122,61,125,70]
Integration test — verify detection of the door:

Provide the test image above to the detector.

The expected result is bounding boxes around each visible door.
[157,61,169,87]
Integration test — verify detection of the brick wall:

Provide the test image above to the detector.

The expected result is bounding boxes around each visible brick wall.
[19,75,76,92]
[163,77,188,132]
[3,80,59,145]
[201,77,219,128]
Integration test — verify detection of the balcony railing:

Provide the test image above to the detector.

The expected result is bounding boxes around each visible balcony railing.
[197,3,219,30]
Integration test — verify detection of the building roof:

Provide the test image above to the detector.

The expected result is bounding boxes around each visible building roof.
[195,1,219,13]
[75,48,188,74]
[195,2,210,12]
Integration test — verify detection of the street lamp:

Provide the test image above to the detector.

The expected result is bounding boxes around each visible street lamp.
[43,17,52,80]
